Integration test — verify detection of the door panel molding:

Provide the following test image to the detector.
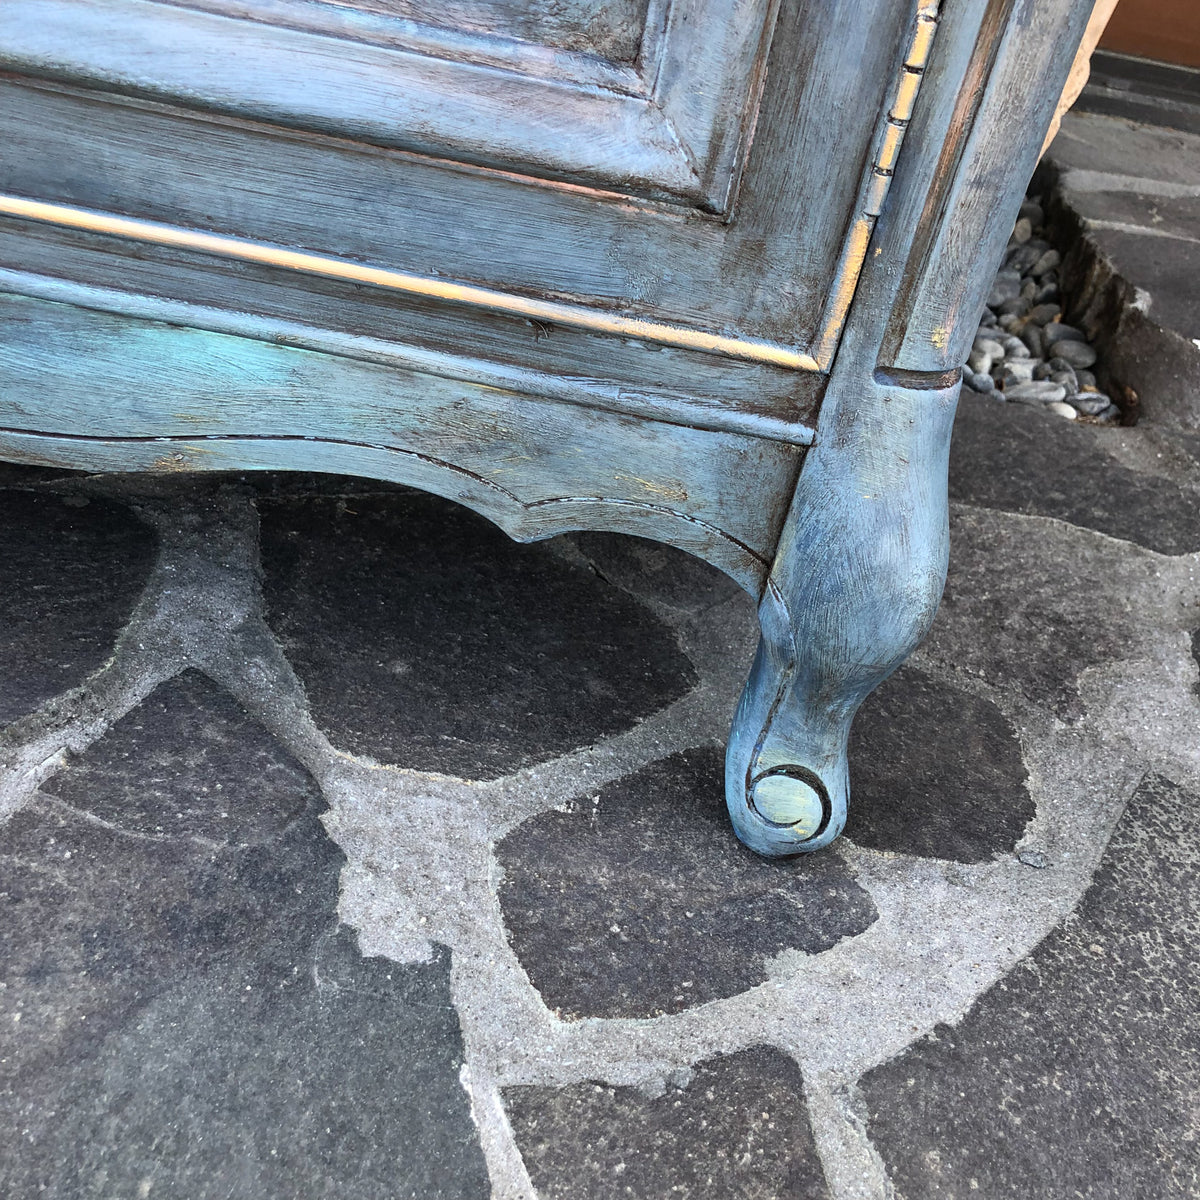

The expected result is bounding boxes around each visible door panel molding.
[0,195,820,369]
[0,0,942,369]
[0,0,777,212]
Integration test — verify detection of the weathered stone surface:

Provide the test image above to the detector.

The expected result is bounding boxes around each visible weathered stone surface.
[948,394,1200,555]
[846,665,1033,862]
[862,774,1200,1199]
[568,531,742,613]
[1047,112,1200,430]
[496,748,876,1019]
[505,1047,830,1200]
[926,506,1146,719]
[0,489,156,726]
[0,671,489,1200]
[259,493,696,779]
[1079,212,1200,335]
[44,669,309,843]
[0,463,81,488]
[1050,114,1200,340]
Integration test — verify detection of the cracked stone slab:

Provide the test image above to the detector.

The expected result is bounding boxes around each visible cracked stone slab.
[495,747,877,1020]
[0,670,489,1200]
[1044,112,1200,430]
[948,395,1200,556]
[504,1046,831,1200]
[0,420,1197,1200]
[41,669,312,843]
[258,492,696,779]
[845,664,1033,863]
[0,489,156,727]
[860,773,1200,1199]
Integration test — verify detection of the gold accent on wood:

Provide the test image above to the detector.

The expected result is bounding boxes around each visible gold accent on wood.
[864,169,892,218]
[813,216,874,365]
[813,0,942,369]
[0,3,943,381]
[890,69,922,121]
[0,195,820,372]
[906,14,939,68]
[875,122,907,173]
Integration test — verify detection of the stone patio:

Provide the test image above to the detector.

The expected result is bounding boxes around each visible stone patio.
[3,105,1200,1199]
[2,386,1198,1199]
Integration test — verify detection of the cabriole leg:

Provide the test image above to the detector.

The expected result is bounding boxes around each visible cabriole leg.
[726,377,960,855]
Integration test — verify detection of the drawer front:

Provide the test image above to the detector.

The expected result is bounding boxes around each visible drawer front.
[0,0,935,377]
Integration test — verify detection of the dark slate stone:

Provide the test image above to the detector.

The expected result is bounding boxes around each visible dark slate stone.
[948,394,1200,555]
[846,665,1033,862]
[1,670,489,1200]
[1178,432,1200,469]
[258,493,696,779]
[506,1047,830,1200]
[43,670,310,843]
[1065,196,1200,339]
[0,489,157,726]
[496,748,876,1019]
[926,507,1138,720]
[1193,629,1200,696]
[0,463,83,487]
[861,774,1200,1199]
[568,531,743,613]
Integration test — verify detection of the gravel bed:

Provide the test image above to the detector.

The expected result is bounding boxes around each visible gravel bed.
[963,195,1121,424]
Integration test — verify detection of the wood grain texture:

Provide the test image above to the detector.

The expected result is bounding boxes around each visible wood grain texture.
[0,195,819,371]
[0,0,1096,858]
[0,0,907,349]
[0,0,773,212]
[298,0,654,62]
[159,0,658,90]
[0,227,825,439]
[835,0,995,366]
[880,0,1097,372]
[0,291,802,589]
[725,371,961,854]
[0,425,778,593]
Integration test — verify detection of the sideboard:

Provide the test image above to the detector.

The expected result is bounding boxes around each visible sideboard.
[0,0,1093,853]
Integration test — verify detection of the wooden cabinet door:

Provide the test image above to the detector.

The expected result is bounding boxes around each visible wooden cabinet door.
[2,0,781,213]
[0,0,932,379]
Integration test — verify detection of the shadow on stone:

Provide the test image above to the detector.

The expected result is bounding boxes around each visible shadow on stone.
[847,665,1033,862]
[496,747,876,1019]
[258,493,696,779]
[568,531,743,613]
[0,489,157,727]
[505,1046,830,1200]
[861,773,1200,1198]
[0,670,488,1200]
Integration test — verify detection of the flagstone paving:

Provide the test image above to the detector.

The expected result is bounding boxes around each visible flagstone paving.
[1,406,1199,1196]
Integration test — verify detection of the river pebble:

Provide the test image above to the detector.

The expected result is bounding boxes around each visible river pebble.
[962,193,1116,423]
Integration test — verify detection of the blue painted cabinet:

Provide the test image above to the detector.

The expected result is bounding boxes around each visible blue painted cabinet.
[0,0,1093,851]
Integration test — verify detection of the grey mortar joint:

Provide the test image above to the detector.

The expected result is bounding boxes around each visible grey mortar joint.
[2,477,1200,1199]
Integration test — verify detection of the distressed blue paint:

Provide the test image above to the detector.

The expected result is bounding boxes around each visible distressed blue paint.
[725,374,960,855]
[0,0,1094,854]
